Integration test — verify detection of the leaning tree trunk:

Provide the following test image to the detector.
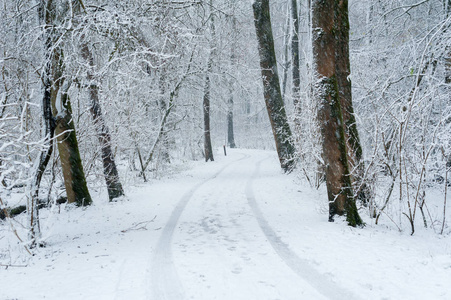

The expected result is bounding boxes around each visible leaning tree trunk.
[312,0,362,226]
[50,46,92,207]
[52,78,92,206]
[80,42,124,201]
[253,0,295,171]
[203,1,215,162]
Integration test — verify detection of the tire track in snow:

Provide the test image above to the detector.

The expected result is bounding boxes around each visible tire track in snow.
[149,153,250,300]
[245,158,360,300]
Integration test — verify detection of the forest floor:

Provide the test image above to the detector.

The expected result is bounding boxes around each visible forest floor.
[1,149,450,300]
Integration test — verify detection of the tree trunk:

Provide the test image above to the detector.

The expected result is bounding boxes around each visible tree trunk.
[445,0,451,84]
[227,94,236,148]
[227,14,237,149]
[36,0,92,207]
[291,0,302,131]
[203,0,215,162]
[203,55,214,162]
[52,73,92,206]
[252,0,295,171]
[80,42,124,201]
[281,2,291,103]
[334,0,370,204]
[312,0,362,226]
[27,0,57,247]
[28,69,53,246]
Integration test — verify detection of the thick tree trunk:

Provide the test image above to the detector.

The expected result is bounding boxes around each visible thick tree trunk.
[252,0,295,171]
[80,42,124,201]
[312,0,362,226]
[52,75,92,206]
[36,0,92,207]
[334,0,370,204]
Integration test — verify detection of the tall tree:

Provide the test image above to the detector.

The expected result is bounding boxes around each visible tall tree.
[445,0,451,84]
[203,0,215,162]
[252,0,295,171]
[80,41,124,201]
[291,0,302,131]
[51,54,92,206]
[335,0,370,204]
[27,0,57,246]
[227,9,237,149]
[38,0,92,207]
[281,2,291,103]
[312,0,362,226]
[74,1,124,201]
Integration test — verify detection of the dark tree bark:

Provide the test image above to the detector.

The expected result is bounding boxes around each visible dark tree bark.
[27,0,58,246]
[291,0,302,130]
[52,72,92,207]
[334,0,370,204]
[445,0,451,84]
[312,0,362,226]
[35,0,92,208]
[227,95,236,148]
[227,14,237,149]
[203,0,215,162]
[252,0,295,171]
[80,42,124,201]
[28,55,54,246]
[203,54,214,162]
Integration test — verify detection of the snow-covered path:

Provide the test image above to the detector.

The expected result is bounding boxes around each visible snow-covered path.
[1,149,450,300]
[149,152,356,300]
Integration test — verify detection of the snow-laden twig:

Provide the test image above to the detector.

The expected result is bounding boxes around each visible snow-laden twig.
[121,215,157,233]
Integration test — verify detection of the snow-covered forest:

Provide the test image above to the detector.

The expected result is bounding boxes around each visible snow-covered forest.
[1,0,450,299]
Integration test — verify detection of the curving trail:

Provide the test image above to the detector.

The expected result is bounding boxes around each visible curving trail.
[149,150,359,300]
[149,153,250,300]
[245,158,359,300]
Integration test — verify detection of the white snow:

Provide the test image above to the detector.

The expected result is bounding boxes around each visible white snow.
[1,149,450,300]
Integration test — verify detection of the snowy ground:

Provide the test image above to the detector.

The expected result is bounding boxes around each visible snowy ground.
[1,149,450,300]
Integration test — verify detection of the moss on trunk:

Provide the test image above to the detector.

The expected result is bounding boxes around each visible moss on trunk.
[312,0,363,227]
[54,93,92,206]
[253,0,295,171]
